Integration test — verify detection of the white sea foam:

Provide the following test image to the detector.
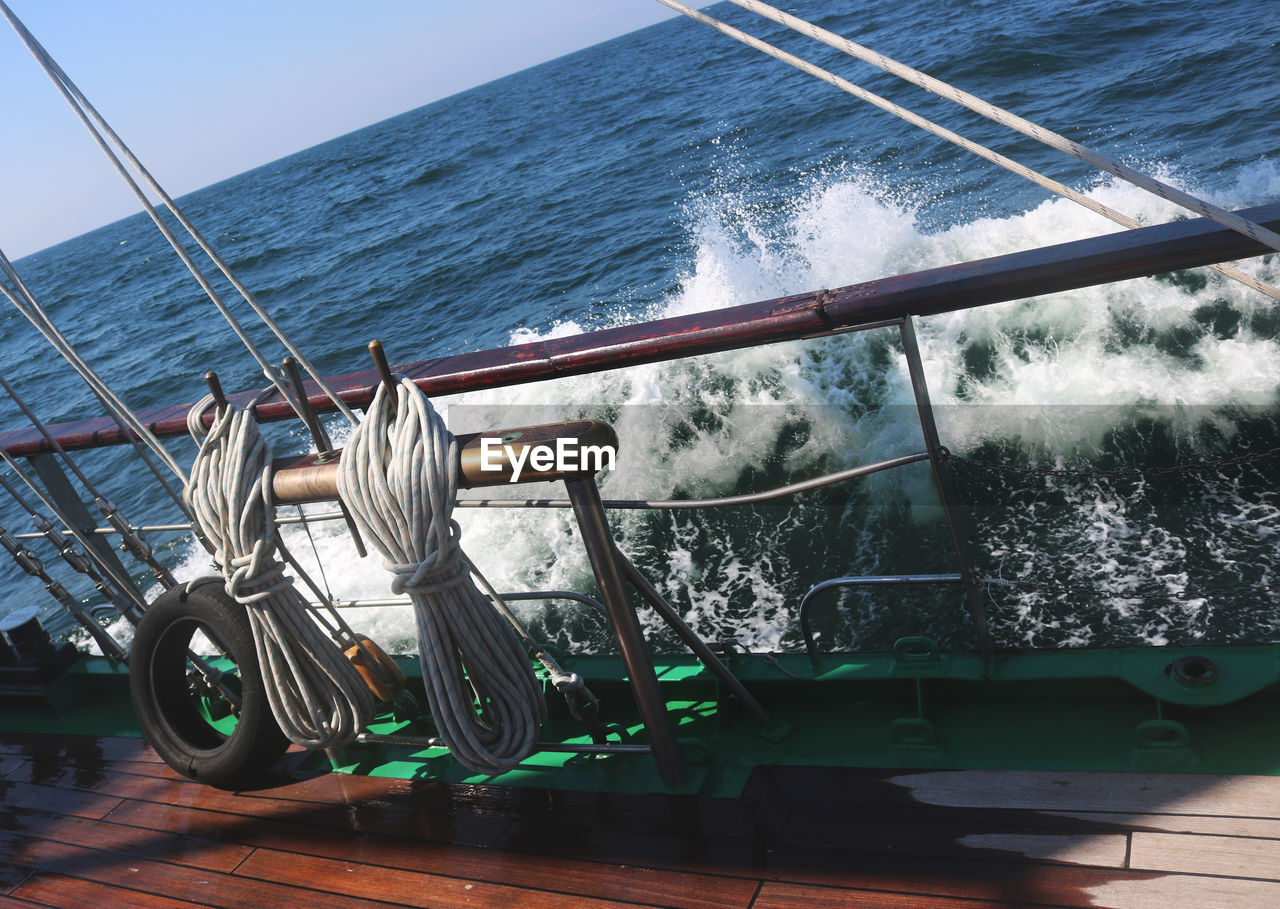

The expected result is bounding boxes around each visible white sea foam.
[150,160,1279,653]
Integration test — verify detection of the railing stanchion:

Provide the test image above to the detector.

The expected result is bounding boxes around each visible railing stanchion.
[898,317,992,660]
[563,475,686,787]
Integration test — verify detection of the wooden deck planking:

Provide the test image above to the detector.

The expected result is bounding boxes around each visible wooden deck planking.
[1080,874,1280,909]
[882,769,1280,818]
[0,800,250,873]
[1129,831,1280,881]
[234,849,667,909]
[6,734,1280,908]
[750,881,1048,909]
[0,830,385,909]
[0,860,33,894]
[0,734,162,764]
[1043,809,1280,839]
[9,873,209,909]
[105,799,758,909]
[0,781,121,822]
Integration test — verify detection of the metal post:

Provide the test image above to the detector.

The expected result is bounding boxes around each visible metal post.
[617,553,774,728]
[563,476,685,787]
[27,452,143,606]
[898,317,992,656]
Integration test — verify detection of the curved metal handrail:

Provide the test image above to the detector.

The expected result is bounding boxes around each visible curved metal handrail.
[799,573,964,665]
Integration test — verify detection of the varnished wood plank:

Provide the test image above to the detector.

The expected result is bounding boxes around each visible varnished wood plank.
[18,742,309,785]
[106,798,757,909]
[1045,810,1280,840]
[1129,832,1280,881]
[0,859,31,894]
[0,831,385,909]
[235,767,420,806]
[21,762,512,850]
[234,849,662,909]
[775,809,1130,868]
[0,779,122,821]
[0,734,161,764]
[11,732,1280,909]
[532,833,1159,909]
[0,802,251,873]
[1082,873,1280,908]
[12,872,208,909]
[882,769,1280,818]
[752,881,1043,909]
[759,852,1152,908]
[952,833,1128,868]
[532,788,765,842]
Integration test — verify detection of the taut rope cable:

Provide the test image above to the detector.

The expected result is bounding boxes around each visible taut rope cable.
[0,452,147,614]
[185,399,374,750]
[337,378,543,773]
[717,0,1280,256]
[0,372,177,589]
[654,0,1280,302]
[0,0,359,428]
[0,247,192,503]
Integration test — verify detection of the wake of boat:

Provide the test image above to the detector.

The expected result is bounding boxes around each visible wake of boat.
[132,161,1280,657]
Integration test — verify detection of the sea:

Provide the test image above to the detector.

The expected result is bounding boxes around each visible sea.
[2,0,1277,658]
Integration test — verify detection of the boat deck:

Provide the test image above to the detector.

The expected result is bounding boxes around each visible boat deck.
[1,732,1278,908]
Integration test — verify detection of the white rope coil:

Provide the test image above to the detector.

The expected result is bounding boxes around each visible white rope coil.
[337,378,543,773]
[185,399,374,750]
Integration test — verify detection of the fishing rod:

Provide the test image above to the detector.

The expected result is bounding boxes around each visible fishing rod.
[0,373,177,589]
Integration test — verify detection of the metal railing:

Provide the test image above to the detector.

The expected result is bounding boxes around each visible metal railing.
[7,315,988,669]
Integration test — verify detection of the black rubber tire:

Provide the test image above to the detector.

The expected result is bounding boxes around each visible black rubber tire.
[129,577,288,788]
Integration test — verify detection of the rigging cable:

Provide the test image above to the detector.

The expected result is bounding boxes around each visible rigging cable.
[0,248,192,500]
[0,0,359,428]
[721,0,1280,255]
[0,453,147,618]
[0,373,176,589]
[654,0,1280,303]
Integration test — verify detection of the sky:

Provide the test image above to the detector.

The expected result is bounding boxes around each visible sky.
[0,1,684,258]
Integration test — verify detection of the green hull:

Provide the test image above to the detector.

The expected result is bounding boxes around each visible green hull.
[8,642,1279,798]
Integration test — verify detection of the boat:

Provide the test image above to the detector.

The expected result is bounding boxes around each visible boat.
[2,0,1279,905]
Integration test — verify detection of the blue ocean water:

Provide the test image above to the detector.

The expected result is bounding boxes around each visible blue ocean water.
[2,0,1278,654]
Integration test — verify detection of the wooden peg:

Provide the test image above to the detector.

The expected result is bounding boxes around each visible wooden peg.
[281,358,367,558]
[368,340,397,397]
[282,357,334,458]
[204,371,228,412]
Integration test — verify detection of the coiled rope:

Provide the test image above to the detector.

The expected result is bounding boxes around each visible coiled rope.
[186,399,374,750]
[337,378,543,773]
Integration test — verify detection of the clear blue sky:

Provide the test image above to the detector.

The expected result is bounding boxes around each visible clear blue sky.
[1,1,683,258]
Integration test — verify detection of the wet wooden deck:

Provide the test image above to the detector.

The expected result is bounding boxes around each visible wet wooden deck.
[2,732,1279,908]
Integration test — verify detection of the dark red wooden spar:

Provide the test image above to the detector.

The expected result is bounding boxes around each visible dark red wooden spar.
[4,202,1279,458]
